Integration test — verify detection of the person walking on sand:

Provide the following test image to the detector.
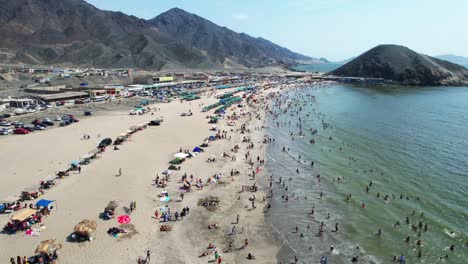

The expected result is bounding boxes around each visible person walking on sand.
[117,168,122,176]
[78,166,81,174]
[242,239,249,249]
[146,250,151,262]
[236,214,240,224]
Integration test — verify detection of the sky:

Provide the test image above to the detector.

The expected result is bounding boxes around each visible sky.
[86,0,468,61]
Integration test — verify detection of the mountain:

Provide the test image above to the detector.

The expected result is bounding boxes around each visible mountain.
[328,45,468,85]
[0,1,309,69]
[149,8,311,68]
[435,54,468,68]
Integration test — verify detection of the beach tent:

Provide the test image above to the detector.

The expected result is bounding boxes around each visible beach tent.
[70,160,80,166]
[174,153,189,159]
[12,209,37,221]
[209,135,216,141]
[193,146,202,153]
[35,199,55,208]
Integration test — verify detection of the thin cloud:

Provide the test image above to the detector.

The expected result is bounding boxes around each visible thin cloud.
[232,12,249,21]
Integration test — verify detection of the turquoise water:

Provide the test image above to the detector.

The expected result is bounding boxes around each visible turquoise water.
[293,63,344,73]
[265,84,468,263]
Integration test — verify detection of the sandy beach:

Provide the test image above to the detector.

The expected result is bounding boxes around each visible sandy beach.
[1,87,281,263]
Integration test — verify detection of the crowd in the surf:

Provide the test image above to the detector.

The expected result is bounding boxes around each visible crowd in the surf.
[264,82,462,263]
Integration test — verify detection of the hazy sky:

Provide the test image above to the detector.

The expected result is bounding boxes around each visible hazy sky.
[86,0,468,61]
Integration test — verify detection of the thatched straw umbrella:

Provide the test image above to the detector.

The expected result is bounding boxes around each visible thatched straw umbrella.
[35,239,62,254]
[74,219,97,235]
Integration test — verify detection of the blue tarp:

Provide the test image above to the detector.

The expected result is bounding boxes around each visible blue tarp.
[193,146,202,153]
[35,199,54,207]
[209,135,216,141]
[0,204,5,211]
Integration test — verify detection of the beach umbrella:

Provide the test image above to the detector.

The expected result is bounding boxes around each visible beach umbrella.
[159,196,171,202]
[117,215,131,224]
[35,239,62,254]
[162,169,173,176]
[74,219,97,234]
[173,153,188,159]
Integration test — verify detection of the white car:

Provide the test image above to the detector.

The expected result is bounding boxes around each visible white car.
[54,116,62,121]
[0,128,13,135]
[0,121,11,127]
[11,121,23,126]
[35,125,46,130]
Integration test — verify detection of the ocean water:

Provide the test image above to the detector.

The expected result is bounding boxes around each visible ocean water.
[264,84,468,264]
[293,63,343,73]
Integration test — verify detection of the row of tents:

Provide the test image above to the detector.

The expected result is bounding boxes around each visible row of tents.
[214,97,242,114]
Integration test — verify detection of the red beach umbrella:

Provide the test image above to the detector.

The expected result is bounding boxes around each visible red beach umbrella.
[117,215,131,224]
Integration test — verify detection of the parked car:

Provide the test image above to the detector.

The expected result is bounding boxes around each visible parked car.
[23,125,36,132]
[35,125,46,130]
[14,128,29,134]
[32,120,48,127]
[55,101,65,106]
[55,116,62,121]
[1,113,11,118]
[149,120,161,126]
[12,121,24,126]
[59,120,71,127]
[98,138,113,148]
[42,119,54,126]
[0,121,11,127]
[0,128,13,135]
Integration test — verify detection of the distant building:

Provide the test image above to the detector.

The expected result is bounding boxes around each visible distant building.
[133,76,153,85]
[153,76,174,84]
[34,92,88,103]
[7,98,38,108]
